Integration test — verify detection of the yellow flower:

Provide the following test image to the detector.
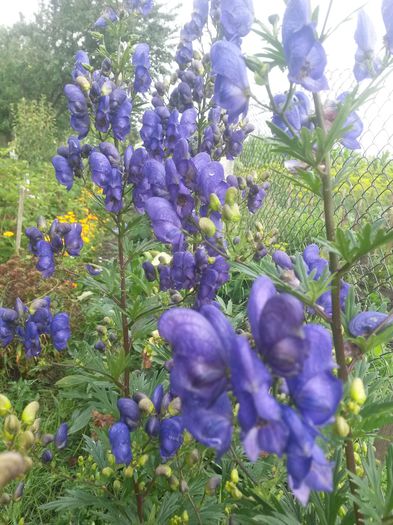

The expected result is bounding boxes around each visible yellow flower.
[2,231,14,238]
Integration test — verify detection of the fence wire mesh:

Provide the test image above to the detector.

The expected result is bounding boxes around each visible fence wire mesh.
[236,69,393,308]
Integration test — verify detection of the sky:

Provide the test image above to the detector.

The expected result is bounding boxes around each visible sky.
[1,0,391,154]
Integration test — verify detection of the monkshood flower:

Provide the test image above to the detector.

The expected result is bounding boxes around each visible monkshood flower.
[64,224,83,256]
[64,84,90,138]
[109,88,132,141]
[211,41,250,123]
[349,311,392,337]
[248,276,308,377]
[159,416,184,460]
[133,43,152,93]
[72,50,90,82]
[50,313,71,351]
[54,422,68,449]
[89,149,124,213]
[35,241,56,278]
[25,227,43,255]
[282,0,328,92]
[196,256,229,307]
[29,298,52,334]
[0,308,18,346]
[272,92,311,136]
[95,7,119,29]
[382,0,393,53]
[21,321,41,358]
[140,110,163,157]
[273,250,293,270]
[109,422,132,465]
[354,10,382,81]
[118,398,140,431]
[324,93,363,150]
[145,197,185,251]
[124,0,154,16]
[85,264,103,276]
[220,0,254,39]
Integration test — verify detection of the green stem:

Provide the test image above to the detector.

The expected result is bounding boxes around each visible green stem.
[117,217,131,397]
[313,93,362,525]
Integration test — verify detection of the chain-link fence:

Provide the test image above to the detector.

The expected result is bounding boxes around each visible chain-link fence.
[236,70,393,308]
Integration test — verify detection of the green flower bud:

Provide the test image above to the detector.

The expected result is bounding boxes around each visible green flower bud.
[155,464,172,478]
[21,401,39,426]
[348,401,361,415]
[138,398,155,414]
[199,217,216,237]
[103,316,112,325]
[96,325,107,335]
[225,187,238,205]
[168,397,181,416]
[76,75,91,92]
[230,468,239,484]
[18,431,35,451]
[182,510,190,523]
[124,465,134,478]
[206,476,221,495]
[4,415,21,436]
[0,394,12,416]
[187,449,200,465]
[138,454,149,467]
[169,475,179,491]
[102,467,114,477]
[222,204,241,222]
[113,480,122,492]
[180,479,189,493]
[350,378,366,406]
[0,493,11,505]
[334,416,350,437]
[209,193,221,211]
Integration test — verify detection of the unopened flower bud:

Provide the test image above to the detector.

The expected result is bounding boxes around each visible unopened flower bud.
[199,217,216,237]
[169,475,179,491]
[14,481,24,500]
[31,418,41,434]
[138,454,149,467]
[18,431,35,451]
[209,193,221,211]
[41,449,53,463]
[230,468,239,484]
[41,433,54,445]
[0,493,11,505]
[124,465,134,477]
[0,394,12,416]
[102,467,114,477]
[348,401,361,415]
[21,401,39,426]
[206,476,221,495]
[96,325,107,335]
[0,452,29,488]
[4,415,21,436]
[76,76,91,92]
[170,292,183,304]
[233,236,240,245]
[223,204,241,222]
[334,416,350,437]
[180,479,189,493]
[225,187,238,205]
[113,480,122,492]
[187,448,200,465]
[350,378,366,406]
[156,464,172,478]
[168,397,181,416]
[138,397,155,414]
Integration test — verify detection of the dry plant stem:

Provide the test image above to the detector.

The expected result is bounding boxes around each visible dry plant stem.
[117,217,131,397]
[313,93,363,525]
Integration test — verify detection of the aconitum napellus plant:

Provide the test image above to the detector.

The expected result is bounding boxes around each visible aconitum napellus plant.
[8,0,393,521]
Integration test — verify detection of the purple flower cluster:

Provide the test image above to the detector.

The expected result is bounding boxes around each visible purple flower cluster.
[109,385,184,464]
[158,275,343,505]
[63,50,133,142]
[0,297,71,357]
[95,1,153,28]
[26,219,83,278]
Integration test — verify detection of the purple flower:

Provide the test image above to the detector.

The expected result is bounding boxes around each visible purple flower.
[30,297,52,334]
[41,449,53,463]
[22,321,41,357]
[338,93,364,150]
[0,308,17,346]
[382,0,393,53]
[171,251,196,290]
[52,155,74,190]
[95,7,119,28]
[142,261,156,282]
[86,264,103,276]
[272,92,311,136]
[117,398,140,431]
[282,0,328,92]
[89,151,112,188]
[25,227,44,255]
[286,325,342,426]
[220,0,254,39]
[151,384,164,412]
[247,184,266,213]
[124,0,154,16]
[272,250,293,270]
[109,422,132,465]
[145,197,184,250]
[50,313,71,351]
[55,422,68,449]
[140,110,163,156]
[145,416,160,436]
[159,416,184,460]
[354,10,381,81]
[248,276,308,377]
[133,43,152,93]
[64,84,90,138]
[36,241,55,278]
[109,89,132,141]
[349,311,391,337]
[230,337,288,460]
[64,224,83,256]
[211,41,250,123]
